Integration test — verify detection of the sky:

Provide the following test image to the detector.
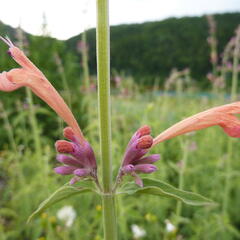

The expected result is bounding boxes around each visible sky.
[0,0,239,40]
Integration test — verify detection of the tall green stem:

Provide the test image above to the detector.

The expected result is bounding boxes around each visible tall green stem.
[96,0,118,239]
[96,0,112,194]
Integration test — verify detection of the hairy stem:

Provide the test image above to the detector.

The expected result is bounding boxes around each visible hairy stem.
[102,195,118,239]
[96,0,118,239]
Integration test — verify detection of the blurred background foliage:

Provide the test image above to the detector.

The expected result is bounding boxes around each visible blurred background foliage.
[0,11,240,240]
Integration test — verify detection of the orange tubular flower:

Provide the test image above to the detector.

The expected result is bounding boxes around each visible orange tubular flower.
[0,37,85,144]
[153,101,240,145]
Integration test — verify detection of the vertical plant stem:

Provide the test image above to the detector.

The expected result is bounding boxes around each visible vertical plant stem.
[26,88,42,160]
[231,28,240,100]
[176,140,189,219]
[176,78,183,99]
[102,195,117,239]
[0,102,18,153]
[96,0,112,194]
[96,0,118,239]
[81,30,90,90]
[54,52,72,107]
[206,15,218,93]
[223,28,240,214]
[223,138,232,214]
[0,102,26,191]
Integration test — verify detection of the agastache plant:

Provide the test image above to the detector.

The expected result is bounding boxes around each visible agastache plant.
[1,2,240,240]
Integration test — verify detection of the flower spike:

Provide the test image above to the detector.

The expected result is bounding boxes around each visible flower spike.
[153,102,240,145]
[0,37,85,144]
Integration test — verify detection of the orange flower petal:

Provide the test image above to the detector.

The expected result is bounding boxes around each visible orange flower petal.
[153,102,240,145]
[0,71,23,91]
[0,37,85,144]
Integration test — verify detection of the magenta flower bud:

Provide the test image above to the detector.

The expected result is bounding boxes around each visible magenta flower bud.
[122,140,148,165]
[54,166,76,175]
[73,168,91,177]
[71,141,97,168]
[122,164,134,174]
[7,50,12,56]
[128,125,151,146]
[56,154,84,168]
[63,127,76,141]
[134,174,143,187]
[70,176,81,185]
[55,140,74,153]
[134,154,160,164]
[83,141,97,168]
[71,143,87,158]
[136,135,153,149]
[134,164,157,174]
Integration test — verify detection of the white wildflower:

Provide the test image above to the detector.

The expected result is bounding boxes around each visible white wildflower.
[131,224,146,239]
[165,219,176,233]
[57,205,76,227]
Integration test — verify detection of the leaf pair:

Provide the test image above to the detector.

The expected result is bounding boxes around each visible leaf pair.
[28,178,214,222]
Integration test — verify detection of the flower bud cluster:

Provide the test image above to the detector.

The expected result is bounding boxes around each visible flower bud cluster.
[54,127,97,184]
[120,125,160,187]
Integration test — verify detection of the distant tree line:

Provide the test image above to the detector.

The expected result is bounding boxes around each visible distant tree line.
[67,12,240,86]
[0,12,240,88]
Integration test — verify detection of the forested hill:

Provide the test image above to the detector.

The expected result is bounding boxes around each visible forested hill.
[67,12,240,84]
[0,13,240,87]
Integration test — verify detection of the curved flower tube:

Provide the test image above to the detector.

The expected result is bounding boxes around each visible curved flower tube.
[153,101,240,145]
[0,37,85,144]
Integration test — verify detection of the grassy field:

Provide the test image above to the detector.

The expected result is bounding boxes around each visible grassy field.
[0,85,240,239]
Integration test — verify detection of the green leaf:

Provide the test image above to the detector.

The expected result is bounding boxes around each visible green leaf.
[28,181,96,223]
[119,178,214,206]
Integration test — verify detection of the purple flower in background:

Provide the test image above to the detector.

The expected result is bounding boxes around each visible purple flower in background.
[188,141,198,152]
[54,127,97,184]
[114,75,122,88]
[119,125,160,187]
[77,40,89,53]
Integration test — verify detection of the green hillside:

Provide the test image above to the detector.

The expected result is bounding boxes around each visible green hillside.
[67,12,240,85]
[1,12,240,86]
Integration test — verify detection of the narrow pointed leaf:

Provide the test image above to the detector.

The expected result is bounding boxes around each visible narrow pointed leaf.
[28,182,96,223]
[119,178,214,206]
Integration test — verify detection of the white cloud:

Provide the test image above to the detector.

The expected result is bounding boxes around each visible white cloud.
[0,0,239,39]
